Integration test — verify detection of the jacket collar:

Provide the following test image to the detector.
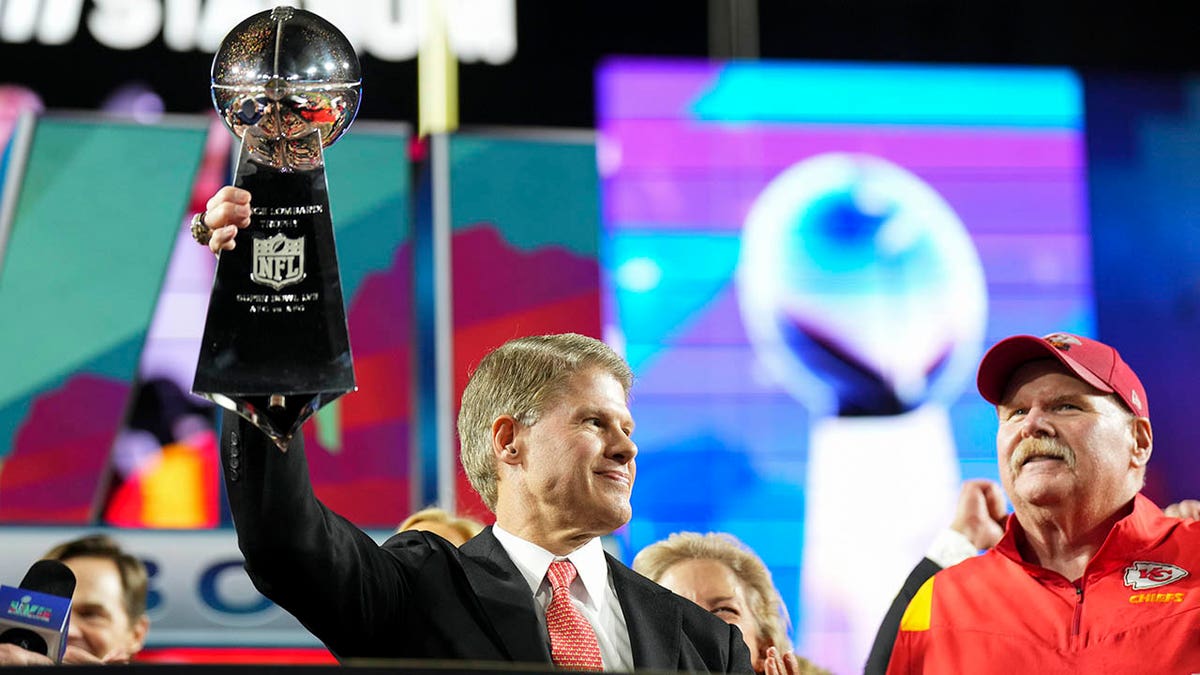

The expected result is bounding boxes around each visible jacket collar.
[607,554,682,670]
[994,493,1175,582]
[459,527,552,663]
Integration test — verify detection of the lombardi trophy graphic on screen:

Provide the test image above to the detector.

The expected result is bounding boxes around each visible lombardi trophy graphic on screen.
[737,153,987,669]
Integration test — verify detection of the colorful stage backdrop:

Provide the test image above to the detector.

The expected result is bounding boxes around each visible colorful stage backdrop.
[438,130,605,522]
[0,114,411,655]
[1,66,1199,672]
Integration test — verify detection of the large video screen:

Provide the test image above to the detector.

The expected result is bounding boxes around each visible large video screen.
[597,59,1090,672]
[1086,74,1200,509]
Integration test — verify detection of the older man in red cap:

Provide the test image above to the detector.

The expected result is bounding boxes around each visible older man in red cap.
[887,332,1200,674]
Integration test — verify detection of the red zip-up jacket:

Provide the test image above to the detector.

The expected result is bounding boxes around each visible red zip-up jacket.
[887,494,1200,674]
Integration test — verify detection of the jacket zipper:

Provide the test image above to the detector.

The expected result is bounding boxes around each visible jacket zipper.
[1071,584,1083,636]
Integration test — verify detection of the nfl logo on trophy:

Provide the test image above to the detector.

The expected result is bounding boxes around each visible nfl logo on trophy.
[252,234,306,291]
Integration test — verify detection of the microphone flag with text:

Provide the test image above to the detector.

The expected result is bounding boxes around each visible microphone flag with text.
[0,559,76,662]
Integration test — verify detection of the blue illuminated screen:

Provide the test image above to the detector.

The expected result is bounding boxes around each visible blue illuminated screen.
[597,59,1090,671]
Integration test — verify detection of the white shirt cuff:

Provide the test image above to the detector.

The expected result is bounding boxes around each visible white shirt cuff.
[925,528,979,568]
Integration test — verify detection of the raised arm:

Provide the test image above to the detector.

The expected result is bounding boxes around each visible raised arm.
[219,403,412,656]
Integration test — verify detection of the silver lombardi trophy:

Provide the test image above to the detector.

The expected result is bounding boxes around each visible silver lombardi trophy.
[193,6,361,450]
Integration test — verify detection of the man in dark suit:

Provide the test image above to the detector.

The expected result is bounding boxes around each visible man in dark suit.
[201,222,751,673]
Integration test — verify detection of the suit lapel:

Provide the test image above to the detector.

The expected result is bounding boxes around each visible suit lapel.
[459,527,551,664]
[609,554,681,670]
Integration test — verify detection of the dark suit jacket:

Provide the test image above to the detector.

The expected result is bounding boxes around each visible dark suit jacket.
[222,413,752,671]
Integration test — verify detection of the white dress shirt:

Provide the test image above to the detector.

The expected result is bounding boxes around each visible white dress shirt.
[492,524,634,671]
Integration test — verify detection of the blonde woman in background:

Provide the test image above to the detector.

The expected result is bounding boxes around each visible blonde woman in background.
[396,507,484,547]
[635,532,829,675]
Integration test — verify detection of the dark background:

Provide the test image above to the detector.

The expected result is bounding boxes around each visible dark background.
[3,1,1199,127]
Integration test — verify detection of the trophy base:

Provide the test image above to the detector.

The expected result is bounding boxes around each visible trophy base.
[203,391,347,451]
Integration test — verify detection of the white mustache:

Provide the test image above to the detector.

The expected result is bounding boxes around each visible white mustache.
[1011,437,1075,473]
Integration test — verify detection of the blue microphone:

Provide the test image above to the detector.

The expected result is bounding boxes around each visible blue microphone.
[0,559,76,663]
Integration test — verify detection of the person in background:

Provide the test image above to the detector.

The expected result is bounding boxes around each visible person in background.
[1165,499,1200,519]
[395,506,484,546]
[0,534,150,666]
[634,532,830,675]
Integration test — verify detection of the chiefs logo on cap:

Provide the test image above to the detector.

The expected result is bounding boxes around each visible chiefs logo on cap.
[1123,561,1188,590]
[1043,333,1083,351]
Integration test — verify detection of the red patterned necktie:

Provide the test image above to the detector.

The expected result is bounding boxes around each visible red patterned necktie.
[545,559,604,671]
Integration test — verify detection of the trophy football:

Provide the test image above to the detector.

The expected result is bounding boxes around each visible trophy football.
[193,6,360,450]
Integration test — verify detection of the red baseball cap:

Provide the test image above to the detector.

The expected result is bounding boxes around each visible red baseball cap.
[976,332,1148,417]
